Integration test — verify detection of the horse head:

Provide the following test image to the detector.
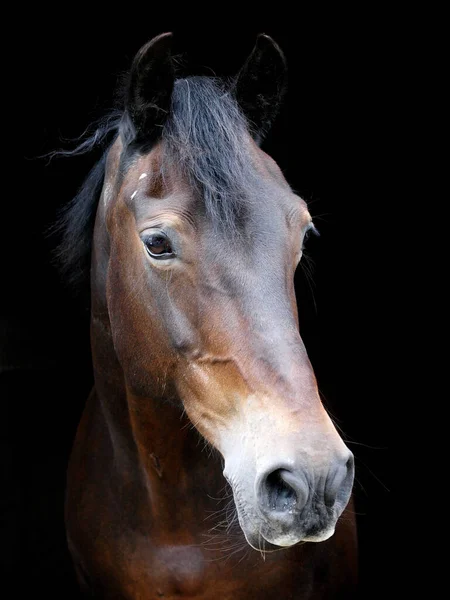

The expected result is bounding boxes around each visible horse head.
[88,32,354,551]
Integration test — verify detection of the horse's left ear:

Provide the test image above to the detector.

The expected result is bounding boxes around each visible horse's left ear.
[233,34,287,144]
[126,32,175,146]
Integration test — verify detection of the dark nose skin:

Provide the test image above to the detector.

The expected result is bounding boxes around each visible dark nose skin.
[258,453,354,519]
[258,468,309,514]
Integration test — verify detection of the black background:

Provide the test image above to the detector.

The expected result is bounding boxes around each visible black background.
[2,13,389,599]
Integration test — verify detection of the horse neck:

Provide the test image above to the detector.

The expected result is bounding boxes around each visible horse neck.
[89,312,226,515]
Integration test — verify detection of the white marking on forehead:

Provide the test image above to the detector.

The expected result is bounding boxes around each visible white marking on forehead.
[139,173,147,180]
[130,190,137,200]
[103,182,112,207]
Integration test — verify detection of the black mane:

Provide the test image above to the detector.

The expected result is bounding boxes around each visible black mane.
[55,77,255,295]
[162,77,255,228]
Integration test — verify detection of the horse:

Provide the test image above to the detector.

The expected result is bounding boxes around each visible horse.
[62,33,358,599]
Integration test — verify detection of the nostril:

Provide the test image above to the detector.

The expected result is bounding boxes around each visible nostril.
[260,468,307,513]
[325,454,355,508]
[338,454,355,503]
[345,455,355,478]
[266,469,297,512]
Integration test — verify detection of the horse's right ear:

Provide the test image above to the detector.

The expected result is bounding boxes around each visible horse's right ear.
[126,32,174,145]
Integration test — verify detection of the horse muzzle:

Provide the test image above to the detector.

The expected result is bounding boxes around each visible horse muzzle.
[224,452,354,549]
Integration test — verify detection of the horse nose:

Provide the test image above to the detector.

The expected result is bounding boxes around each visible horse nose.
[257,453,354,517]
[324,453,355,509]
[257,468,309,515]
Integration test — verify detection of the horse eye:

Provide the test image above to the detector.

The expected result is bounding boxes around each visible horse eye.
[143,233,175,259]
[303,223,319,247]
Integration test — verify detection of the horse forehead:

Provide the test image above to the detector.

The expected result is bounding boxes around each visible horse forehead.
[116,140,306,234]
[123,137,289,191]
[124,145,167,188]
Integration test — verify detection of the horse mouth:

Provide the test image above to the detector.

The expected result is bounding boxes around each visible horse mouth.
[240,514,337,550]
[232,495,301,551]
[233,493,338,551]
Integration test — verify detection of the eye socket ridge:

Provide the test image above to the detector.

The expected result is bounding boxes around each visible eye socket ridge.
[141,231,176,260]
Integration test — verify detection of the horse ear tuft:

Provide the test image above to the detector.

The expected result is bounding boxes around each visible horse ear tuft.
[233,34,287,144]
[126,32,175,145]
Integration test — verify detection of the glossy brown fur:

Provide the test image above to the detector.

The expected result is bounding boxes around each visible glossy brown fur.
[65,35,358,599]
[66,140,357,599]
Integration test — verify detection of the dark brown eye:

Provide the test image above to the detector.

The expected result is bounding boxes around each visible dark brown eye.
[143,233,175,259]
[302,223,320,249]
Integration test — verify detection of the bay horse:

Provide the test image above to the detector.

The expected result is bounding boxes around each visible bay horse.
[63,33,357,598]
